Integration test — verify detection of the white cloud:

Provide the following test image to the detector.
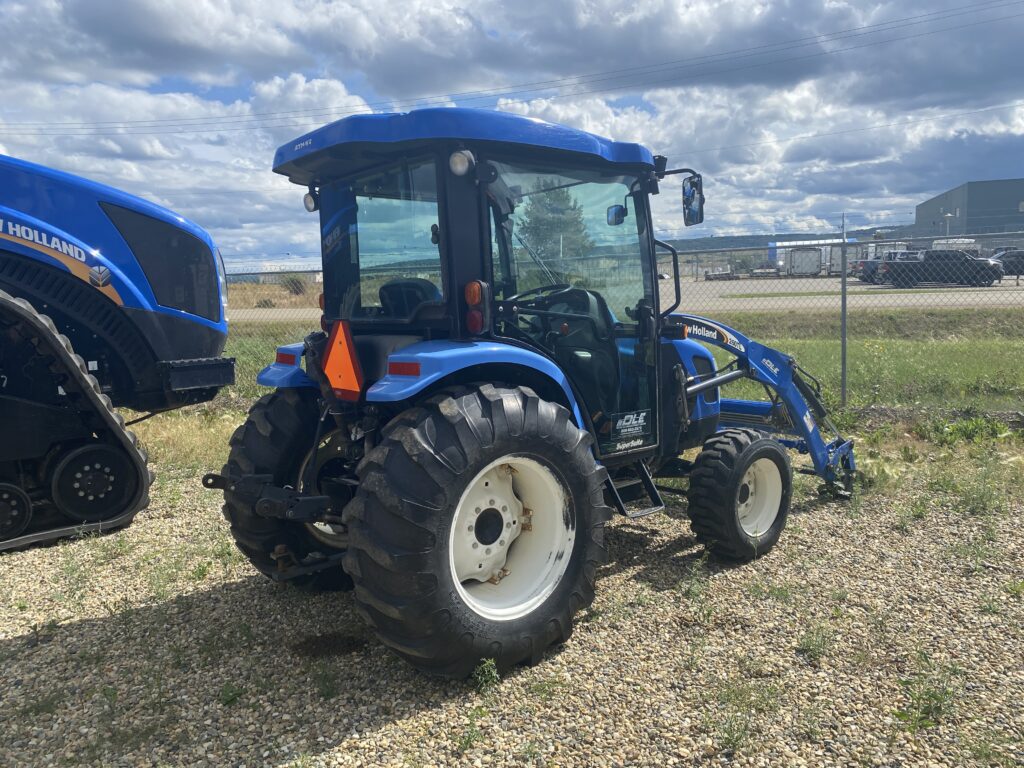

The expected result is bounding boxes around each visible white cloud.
[0,0,1019,258]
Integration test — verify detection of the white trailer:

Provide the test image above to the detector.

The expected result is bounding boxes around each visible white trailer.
[784,246,823,276]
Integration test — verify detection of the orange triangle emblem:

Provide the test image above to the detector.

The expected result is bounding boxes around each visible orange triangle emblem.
[322,321,363,401]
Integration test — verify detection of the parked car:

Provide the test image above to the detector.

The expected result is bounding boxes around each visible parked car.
[868,251,921,284]
[854,254,880,282]
[881,249,1003,288]
[993,249,1024,277]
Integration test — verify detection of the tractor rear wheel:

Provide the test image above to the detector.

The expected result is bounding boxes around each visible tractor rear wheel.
[221,388,353,592]
[343,384,611,678]
[686,429,792,562]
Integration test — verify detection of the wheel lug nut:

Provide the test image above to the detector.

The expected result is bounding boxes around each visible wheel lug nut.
[485,548,491,555]
[472,542,478,549]
[468,524,474,532]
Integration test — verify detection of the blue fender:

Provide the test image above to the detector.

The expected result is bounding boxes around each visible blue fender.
[256,343,318,388]
[366,340,585,426]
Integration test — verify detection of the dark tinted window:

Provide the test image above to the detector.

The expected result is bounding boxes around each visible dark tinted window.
[101,203,220,321]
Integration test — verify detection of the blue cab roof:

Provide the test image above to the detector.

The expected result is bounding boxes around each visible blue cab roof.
[273,107,655,185]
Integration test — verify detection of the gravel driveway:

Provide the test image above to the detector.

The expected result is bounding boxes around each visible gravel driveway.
[1,438,1022,767]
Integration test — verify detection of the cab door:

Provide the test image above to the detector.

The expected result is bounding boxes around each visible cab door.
[483,159,659,457]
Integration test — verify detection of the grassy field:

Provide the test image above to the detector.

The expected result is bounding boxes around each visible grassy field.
[221,306,1024,411]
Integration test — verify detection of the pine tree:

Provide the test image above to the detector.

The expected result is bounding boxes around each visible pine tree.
[517,180,594,275]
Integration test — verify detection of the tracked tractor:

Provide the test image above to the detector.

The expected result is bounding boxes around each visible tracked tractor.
[1,155,234,549]
[208,108,855,678]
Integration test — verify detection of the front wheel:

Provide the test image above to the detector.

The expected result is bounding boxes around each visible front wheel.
[343,385,611,678]
[686,429,792,562]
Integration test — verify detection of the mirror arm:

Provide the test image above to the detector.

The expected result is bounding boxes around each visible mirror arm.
[654,238,681,317]
[657,167,698,179]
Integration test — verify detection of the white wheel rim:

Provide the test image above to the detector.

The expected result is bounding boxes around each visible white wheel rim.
[736,457,783,537]
[449,456,575,621]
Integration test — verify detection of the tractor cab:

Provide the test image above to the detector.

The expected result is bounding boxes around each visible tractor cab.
[272,108,706,461]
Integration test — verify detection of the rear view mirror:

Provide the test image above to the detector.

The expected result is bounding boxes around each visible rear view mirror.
[606,204,627,226]
[682,174,705,226]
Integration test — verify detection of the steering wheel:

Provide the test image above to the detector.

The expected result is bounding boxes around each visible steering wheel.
[505,283,571,303]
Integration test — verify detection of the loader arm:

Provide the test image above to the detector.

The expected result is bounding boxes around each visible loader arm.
[670,314,856,493]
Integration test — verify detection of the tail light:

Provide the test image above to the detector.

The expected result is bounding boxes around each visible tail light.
[463,280,490,336]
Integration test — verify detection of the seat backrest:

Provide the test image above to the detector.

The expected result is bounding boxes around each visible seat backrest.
[378,278,442,317]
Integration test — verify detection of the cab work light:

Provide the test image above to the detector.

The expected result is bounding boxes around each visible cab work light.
[463,280,490,336]
[321,320,363,401]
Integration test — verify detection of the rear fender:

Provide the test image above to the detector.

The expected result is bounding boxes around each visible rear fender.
[366,340,585,426]
[256,342,318,388]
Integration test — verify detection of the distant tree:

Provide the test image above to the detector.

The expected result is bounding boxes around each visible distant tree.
[517,180,593,275]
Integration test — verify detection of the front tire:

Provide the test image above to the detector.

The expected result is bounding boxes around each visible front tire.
[686,429,792,562]
[343,385,611,678]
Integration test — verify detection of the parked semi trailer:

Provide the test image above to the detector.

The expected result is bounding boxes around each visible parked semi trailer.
[0,156,234,549]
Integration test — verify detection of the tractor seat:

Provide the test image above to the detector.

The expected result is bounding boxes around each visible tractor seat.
[547,289,621,418]
[378,278,442,318]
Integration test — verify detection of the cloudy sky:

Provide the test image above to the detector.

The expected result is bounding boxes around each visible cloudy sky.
[1,0,1021,268]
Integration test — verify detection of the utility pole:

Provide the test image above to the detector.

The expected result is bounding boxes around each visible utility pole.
[840,212,848,407]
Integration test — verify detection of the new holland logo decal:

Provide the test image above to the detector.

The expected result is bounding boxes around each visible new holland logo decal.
[685,321,746,353]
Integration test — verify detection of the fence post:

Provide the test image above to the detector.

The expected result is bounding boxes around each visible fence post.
[840,213,848,407]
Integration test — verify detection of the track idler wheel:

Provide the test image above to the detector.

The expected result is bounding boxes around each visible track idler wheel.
[0,484,33,541]
[50,444,139,523]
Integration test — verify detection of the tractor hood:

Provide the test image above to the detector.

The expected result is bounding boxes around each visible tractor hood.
[273,107,655,186]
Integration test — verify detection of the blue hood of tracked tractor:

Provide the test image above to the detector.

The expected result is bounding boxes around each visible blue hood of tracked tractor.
[273,107,655,185]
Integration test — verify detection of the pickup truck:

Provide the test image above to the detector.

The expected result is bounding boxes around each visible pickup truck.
[880,249,1003,288]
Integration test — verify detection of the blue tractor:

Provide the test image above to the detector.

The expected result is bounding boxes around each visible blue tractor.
[208,109,855,677]
[0,156,234,549]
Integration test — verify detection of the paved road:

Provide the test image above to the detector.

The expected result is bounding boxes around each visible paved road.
[229,275,1024,322]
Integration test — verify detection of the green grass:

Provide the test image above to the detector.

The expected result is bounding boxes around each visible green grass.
[711,336,1024,410]
[214,307,1024,413]
[893,652,964,734]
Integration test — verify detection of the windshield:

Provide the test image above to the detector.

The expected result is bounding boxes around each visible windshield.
[485,160,651,321]
[318,157,443,321]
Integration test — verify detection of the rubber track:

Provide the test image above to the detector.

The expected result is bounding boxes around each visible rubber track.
[0,289,151,550]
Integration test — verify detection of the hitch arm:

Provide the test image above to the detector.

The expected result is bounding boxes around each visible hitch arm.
[202,473,339,522]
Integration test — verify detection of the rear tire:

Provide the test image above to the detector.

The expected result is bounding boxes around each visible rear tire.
[343,384,611,678]
[686,429,792,562]
[221,388,353,592]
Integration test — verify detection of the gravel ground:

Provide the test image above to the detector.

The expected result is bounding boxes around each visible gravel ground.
[1,421,1022,767]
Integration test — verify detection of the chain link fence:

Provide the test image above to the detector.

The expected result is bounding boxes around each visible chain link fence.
[225,230,1024,412]
[659,230,1024,413]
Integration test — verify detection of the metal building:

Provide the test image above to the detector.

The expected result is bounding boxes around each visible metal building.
[915,179,1024,235]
